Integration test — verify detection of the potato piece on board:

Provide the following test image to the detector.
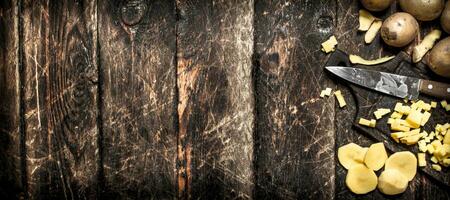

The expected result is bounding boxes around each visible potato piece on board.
[385,151,417,181]
[338,143,368,170]
[346,164,378,194]
[377,169,409,195]
[364,143,388,171]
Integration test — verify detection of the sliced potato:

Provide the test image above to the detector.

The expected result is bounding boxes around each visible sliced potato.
[385,151,417,181]
[349,54,395,65]
[364,143,388,171]
[359,9,377,31]
[346,164,378,194]
[377,169,409,195]
[365,20,382,44]
[338,143,368,169]
[412,29,442,63]
[321,36,338,53]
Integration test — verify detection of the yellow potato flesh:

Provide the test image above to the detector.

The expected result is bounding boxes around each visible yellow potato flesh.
[364,143,388,171]
[338,143,368,170]
[385,151,417,181]
[346,164,378,194]
[377,169,408,195]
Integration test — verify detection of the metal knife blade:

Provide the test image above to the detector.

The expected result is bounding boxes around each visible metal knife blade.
[326,66,421,100]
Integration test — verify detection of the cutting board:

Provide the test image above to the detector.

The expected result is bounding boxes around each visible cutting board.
[326,49,450,188]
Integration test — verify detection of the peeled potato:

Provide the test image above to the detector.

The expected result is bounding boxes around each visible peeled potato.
[385,151,417,181]
[346,164,378,194]
[364,143,388,171]
[378,169,409,195]
[338,143,368,169]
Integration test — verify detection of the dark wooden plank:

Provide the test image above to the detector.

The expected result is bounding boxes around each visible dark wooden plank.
[176,0,255,199]
[0,1,24,199]
[22,0,99,199]
[98,0,177,198]
[253,0,336,199]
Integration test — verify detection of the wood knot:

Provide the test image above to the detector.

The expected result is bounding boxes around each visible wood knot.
[316,16,333,33]
[120,0,147,26]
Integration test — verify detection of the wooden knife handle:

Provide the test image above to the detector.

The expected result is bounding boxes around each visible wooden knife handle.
[419,79,450,100]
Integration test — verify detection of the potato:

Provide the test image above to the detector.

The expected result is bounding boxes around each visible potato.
[364,143,388,171]
[338,143,368,170]
[385,151,417,181]
[427,37,450,78]
[399,0,444,21]
[360,0,394,12]
[346,164,378,194]
[377,169,409,195]
[381,12,419,47]
[442,1,450,34]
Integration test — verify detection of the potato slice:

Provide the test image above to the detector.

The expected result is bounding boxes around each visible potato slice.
[365,20,382,44]
[338,143,368,169]
[359,9,376,31]
[364,143,388,171]
[413,30,442,63]
[349,54,395,65]
[346,164,378,194]
[377,169,409,195]
[385,151,417,181]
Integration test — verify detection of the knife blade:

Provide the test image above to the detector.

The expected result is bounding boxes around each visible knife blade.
[326,66,450,100]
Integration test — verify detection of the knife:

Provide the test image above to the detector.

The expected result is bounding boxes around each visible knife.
[326,66,450,100]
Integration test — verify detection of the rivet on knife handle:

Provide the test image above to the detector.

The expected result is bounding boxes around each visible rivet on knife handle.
[419,79,450,100]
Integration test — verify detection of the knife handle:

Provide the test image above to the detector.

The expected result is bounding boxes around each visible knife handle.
[419,79,450,100]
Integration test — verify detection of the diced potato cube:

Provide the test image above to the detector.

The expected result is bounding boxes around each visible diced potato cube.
[444,132,450,145]
[387,118,394,124]
[400,134,421,145]
[369,119,376,128]
[446,105,450,111]
[391,123,410,132]
[441,100,448,108]
[431,140,442,149]
[320,88,332,98]
[427,144,435,154]
[442,159,450,167]
[405,110,422,128]
[390,112,403,119]
[419,144,428,152]
[422,103,431,111]
[431,156,438,163]
[420,111,431,126]
[394,103,403,113]
[334,90,346,108]
[432,164,442,171]
[374,108,391,119]
[418,153,426,167]
[430,101,437,108]
[359,118,371,127]
[321,36,338,53]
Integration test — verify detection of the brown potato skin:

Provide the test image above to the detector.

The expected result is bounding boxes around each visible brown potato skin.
[399,0,445,21]
[428,37,450,78]
[381,12,419,47]
[360,0,394,12]
[441,1,450,34]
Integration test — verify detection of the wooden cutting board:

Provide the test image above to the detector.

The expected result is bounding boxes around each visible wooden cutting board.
[326,49,450,188]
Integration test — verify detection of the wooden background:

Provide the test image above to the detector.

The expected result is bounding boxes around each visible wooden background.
[0,0,449,199]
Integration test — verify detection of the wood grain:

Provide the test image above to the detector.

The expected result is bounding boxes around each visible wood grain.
[176,0,255,199]
[22,0,99,199]
[98,0,177,198]
[0,1,23,199]
[253,0,336,199]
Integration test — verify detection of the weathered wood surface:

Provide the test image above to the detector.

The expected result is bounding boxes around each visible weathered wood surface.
[98,0,177,198]
[21,0,99,199]
[0,1,23,199]
[253,0,336,199]
[176,0,254,199]
[0,0,449,199]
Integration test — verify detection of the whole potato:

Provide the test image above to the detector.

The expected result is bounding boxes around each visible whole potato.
[360,0,394,12]
[399,0,445,21]
[441,1,450,34]
[427,37,450,78]
[381,12,419,47]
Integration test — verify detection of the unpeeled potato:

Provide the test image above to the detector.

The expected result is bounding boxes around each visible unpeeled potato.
[385,151,417,181]
[378,169,409,195]
[346,164,378,194]
[364,143,388,171]
[338,143,368,169]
